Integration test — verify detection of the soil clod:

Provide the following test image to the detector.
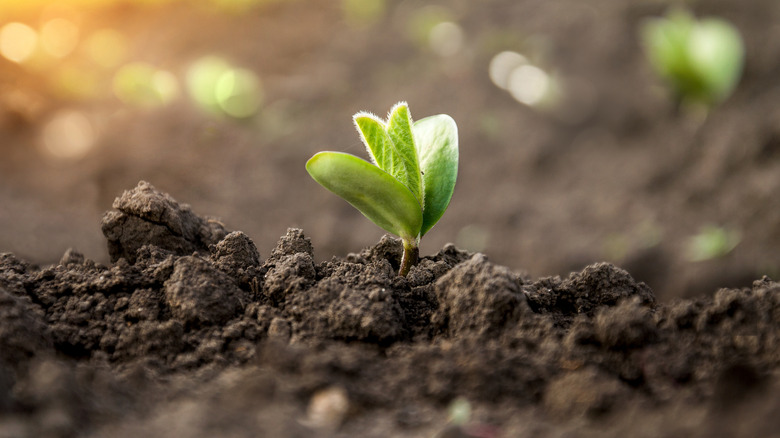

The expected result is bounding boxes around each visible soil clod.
[101,181,228,263]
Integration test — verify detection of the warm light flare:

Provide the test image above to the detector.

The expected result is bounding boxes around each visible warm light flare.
[0,22,38,63]
[41,110,96,159]
[40,18,80,58]
[0,0,265,14]
[85,29,127,68]
[0,0,155,13]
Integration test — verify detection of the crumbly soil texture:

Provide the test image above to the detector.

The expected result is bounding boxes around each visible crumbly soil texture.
[1,181,778,438]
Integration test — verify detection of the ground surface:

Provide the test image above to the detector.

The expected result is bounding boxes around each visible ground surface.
[0,182,778,437]
[1,0,779,436]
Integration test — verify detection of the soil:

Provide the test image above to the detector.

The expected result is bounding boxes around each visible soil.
[1,0,778,302]
[1,0,779,436]
[1,181,778,437]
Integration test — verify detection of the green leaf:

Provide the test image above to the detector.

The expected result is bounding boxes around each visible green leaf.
[641,14,691,80]
[354,102,423,205]
[688,18,743,101]
[640,8,743,106]
[354,114,392,168]
[385,103,423,203]
[686,225,741,262]
[306,151,423,240]
[414,114,458,236]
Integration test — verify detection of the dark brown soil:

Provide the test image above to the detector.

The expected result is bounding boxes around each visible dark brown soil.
[1,182,778,437]
[1,0,778,302]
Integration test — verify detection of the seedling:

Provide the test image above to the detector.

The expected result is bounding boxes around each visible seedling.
[306,102,458,276]
[640,8,744,107]
[686,225,741,262]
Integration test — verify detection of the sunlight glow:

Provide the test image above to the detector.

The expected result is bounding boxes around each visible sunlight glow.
[508,64,551,106]
[428,21,463,57]
[187,56,231,108]
[42,110,96,159]
[0,22,39,63]
[51,63,101,99]
[153,70,179,103]
[187,56,262,118]
[215,68,262,118]
[489,51,528,90]
[40,18,80,58]
[85,29,127,68]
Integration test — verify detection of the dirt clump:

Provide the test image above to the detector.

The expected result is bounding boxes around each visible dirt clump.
[102,181,228,264]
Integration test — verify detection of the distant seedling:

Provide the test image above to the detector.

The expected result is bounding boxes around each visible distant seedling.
[641,8,744,107]
[686,225,741,262]
[306,102,458,276]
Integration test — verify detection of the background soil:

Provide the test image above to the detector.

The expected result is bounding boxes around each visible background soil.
[1,0,779,436]
[1,0,778,301]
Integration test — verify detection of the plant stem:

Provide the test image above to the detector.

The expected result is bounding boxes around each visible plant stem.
[399,238,419,277]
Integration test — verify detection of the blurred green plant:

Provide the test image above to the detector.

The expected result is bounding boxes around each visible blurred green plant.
[186,56,262,119]
[686,225,741,262]
[640,8,744,107]
[306,102,458,276]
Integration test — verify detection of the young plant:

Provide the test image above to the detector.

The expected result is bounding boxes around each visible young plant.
[686,225,741,262]
[640,8,744,107]
[306,102,458,276]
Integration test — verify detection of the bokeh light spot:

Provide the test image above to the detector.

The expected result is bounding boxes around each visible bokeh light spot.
[428,21,464,57]
[113,63,179,107]
[405,5,453,47]
[42,110,95,159]
[489,51,528,90]
[0,23,39,64]
[187,56,232,109]
[85,29,127,68]
[40,18,79,58]
[508,64,550,106]
[215,68,262,118]
[51,63,101,100]
[187,57,262,118]
[153,70,179,103]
